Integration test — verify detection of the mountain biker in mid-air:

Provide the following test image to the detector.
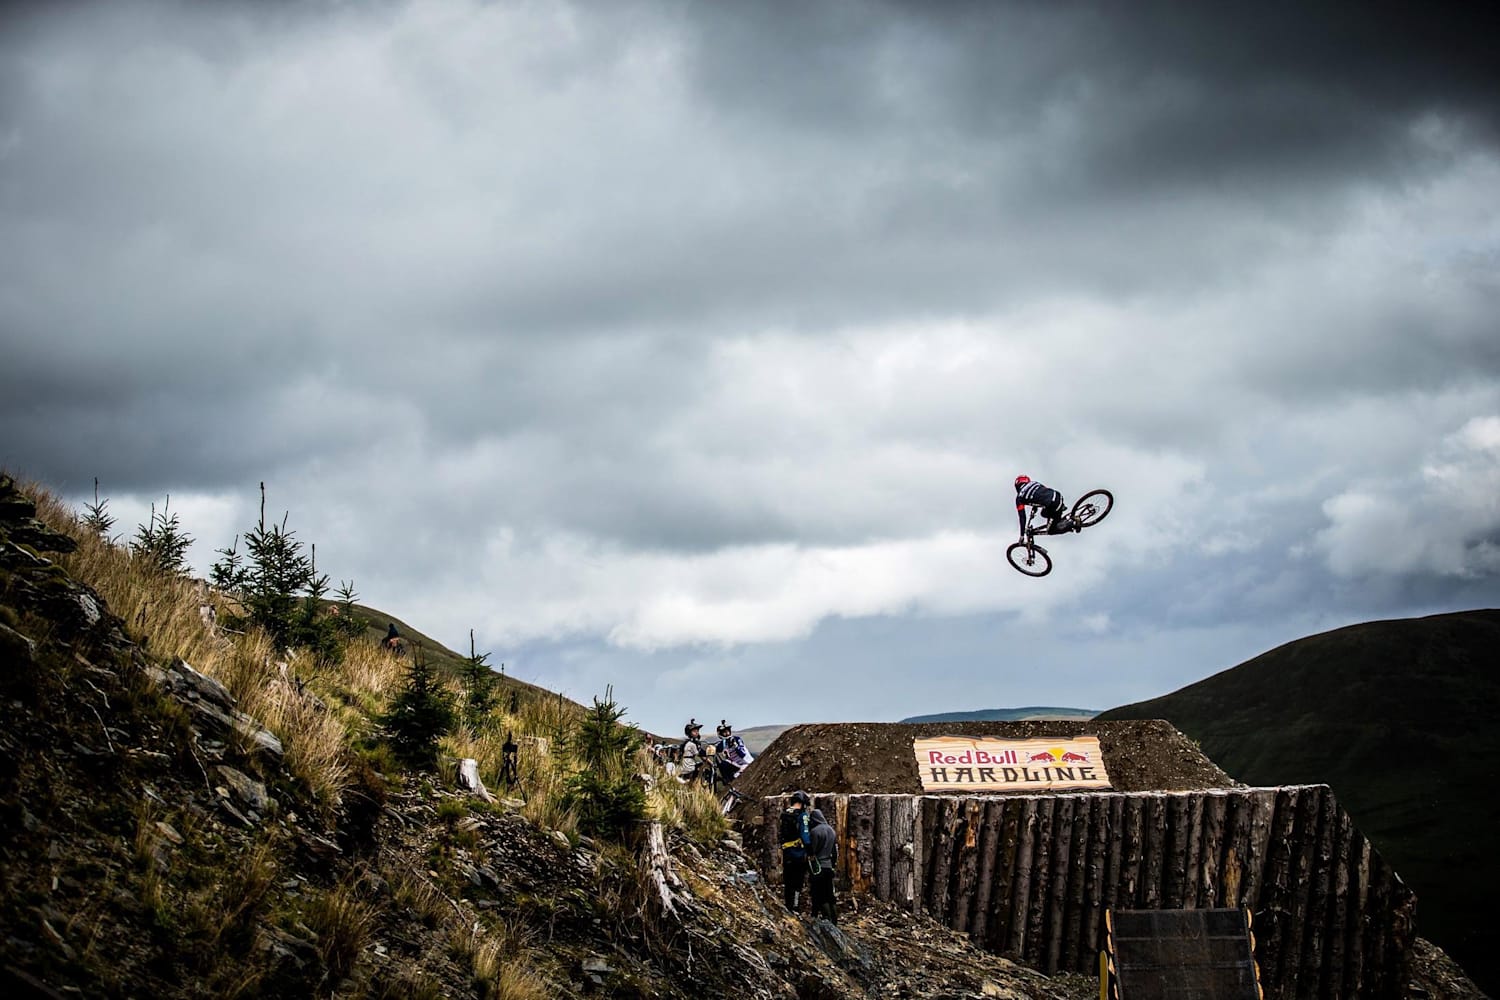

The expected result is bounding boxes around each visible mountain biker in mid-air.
[1015,475,1079,537]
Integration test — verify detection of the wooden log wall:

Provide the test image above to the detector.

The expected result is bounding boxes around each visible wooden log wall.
[759,786,1415,1000]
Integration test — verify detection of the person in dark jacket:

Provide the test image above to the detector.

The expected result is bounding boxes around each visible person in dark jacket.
[778,791,812,913]
[807,808,838,923]
[1014,475,1077,537]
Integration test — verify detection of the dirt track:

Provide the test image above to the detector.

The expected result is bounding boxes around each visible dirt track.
[733,719,1237,803]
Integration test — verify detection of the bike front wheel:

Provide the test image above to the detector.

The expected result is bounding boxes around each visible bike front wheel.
[1070,489,1113,528]
[1006,541,1053,577]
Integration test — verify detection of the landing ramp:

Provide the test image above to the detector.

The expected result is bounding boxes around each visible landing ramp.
[1105,908,1261,1000]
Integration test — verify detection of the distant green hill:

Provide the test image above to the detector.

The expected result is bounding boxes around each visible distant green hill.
[1097,609,1500,996]
[899,706,1098,724]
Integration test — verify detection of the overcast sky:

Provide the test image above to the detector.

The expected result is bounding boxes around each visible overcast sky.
[4,0,1498,735]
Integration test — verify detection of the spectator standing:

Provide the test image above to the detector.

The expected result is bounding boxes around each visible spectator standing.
[779,791,812,913]
[807,808,838,923]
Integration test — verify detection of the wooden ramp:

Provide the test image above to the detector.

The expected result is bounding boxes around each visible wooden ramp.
[1105,908,1262,1000]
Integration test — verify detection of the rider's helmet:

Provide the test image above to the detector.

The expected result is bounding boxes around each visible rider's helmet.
[684,718,701,739]
[1015,475,1030,488]
[716,720,732,738]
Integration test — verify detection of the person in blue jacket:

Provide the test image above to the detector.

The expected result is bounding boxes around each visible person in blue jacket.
[778,791,812,913]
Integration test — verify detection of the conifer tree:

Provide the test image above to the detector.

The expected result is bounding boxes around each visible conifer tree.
[81,478,115,539]
[130,496,193,576]
[380,645,455,769]
[563,687,646,843]
[210,535,250,593]
[291,543,341,663]
[208,484,319,649]
[331,580,367,639]
[461,629,496,726]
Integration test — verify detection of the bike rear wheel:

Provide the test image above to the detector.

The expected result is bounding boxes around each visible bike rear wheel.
[1070,489,1113,528]
[1006,541,1053,577]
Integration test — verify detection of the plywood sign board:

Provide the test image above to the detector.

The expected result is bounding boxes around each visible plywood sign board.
[913,736,1111,791]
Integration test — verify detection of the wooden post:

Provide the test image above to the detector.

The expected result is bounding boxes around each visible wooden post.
[970,797,1005,945]
[1240,789,1277,913]
[1345,833,1371,996]
[1024,796,1056,967]
[1220,790,1252,909]
[954,803,990,935]
[928,796,962,919]
[891,796,919,912]
[1063,795,1093,971]
[1199,791,1228,909]
[989,796,1024,953]
[1082,795,1117,970]
[1259,787,1299,995]
[1163,793,1189,910]
[1363,850,1392,998]
[1278,787,1321,996]
[1045,796,1077,973]
[1141,794,1167,910]
[1005,797,1039,960]
[1323,806,1352,1000]
[1303,788,1337,993]
[1120,794,1145,908]
[874,795,894,902]
[763,796,785,885]
[918,796,940,915]
[1182,793,1204,909]
[847,794,876,896]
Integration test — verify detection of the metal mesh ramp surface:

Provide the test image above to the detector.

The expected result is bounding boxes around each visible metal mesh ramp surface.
[1105,909,1262,1000]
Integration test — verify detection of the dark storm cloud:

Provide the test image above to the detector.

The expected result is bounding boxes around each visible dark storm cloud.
[2,0,1499,731]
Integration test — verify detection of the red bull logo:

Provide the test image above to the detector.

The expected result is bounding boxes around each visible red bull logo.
[913,737,1111,791]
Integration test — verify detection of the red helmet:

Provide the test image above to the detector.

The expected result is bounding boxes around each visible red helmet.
[1015,475,1030,487]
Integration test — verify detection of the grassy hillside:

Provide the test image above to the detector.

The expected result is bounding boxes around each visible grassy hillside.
[349,603,582,716]
[899,706,1098,724]
[1098,609,1500,996]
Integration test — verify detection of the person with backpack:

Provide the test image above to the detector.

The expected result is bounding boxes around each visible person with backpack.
[807,808,838,923]
[779,791,812,913]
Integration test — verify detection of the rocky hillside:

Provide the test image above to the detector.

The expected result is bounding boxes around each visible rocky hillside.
[0,474,1110,1000]
[1097,610,1500,998]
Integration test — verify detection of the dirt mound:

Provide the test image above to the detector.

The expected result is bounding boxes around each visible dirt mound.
[734,720,1237,803]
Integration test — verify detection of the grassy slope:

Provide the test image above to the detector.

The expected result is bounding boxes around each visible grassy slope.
[1097,609,1500,994]
[350,602,583,713]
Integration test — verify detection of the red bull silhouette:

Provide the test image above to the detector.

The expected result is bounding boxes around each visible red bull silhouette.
[1060,751,1089,763]
[1028,751,1055,763]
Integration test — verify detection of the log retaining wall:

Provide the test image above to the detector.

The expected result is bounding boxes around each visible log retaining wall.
[759,786,1414,999]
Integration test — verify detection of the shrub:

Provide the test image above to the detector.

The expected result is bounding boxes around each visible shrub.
[380,646,455,769]
[562,688,646,843]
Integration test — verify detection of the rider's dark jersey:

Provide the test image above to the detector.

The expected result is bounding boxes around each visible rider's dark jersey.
[1016,481,1064,535]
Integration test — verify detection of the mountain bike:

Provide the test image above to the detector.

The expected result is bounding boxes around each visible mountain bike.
[1005,489,1113,577]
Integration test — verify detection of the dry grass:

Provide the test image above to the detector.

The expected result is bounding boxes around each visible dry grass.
[33,484,363,815]
[302,876,379,981]
[645,761,729,845]
[450,920,549,999]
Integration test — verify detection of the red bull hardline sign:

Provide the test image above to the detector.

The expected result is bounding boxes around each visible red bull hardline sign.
[913,736,1111,791]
